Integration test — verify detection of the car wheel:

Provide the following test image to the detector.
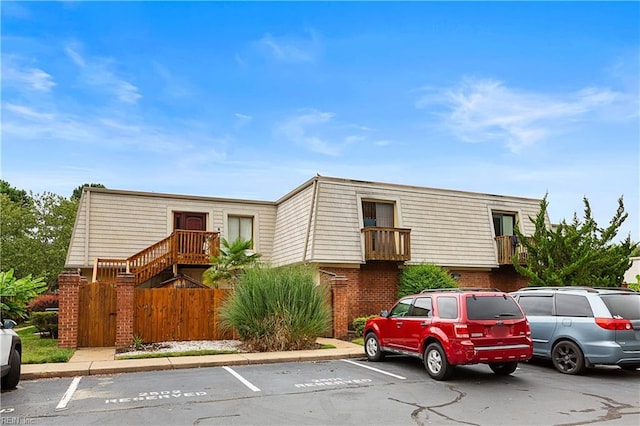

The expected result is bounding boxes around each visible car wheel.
[489,361,518,376]
[424,343,453,381]
[1,349,21,390]
[364,332,384,362]
[551,340,584,375]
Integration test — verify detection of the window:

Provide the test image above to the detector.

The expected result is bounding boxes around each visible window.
[492,212,515,237]
[466,295,523,320]
[555,294,593,317]
[362,201,394,227]
[601,294,640,320]
[410,297,432,317]
[390,298,413,317]
[437,297,458,319]
[228,216,253,245]
[517,295,554,316]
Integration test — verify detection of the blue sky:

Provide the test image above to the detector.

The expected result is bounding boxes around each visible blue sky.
[2,1,638,241]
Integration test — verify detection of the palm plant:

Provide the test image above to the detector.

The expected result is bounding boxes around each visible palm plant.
[203,238,261,287]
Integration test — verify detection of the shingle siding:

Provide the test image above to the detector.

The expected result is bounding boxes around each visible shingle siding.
[66,189,276,267]
[271,184,314,266]
[66,177,547,270]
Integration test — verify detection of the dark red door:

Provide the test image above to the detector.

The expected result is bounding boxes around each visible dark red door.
[174,212,207,231]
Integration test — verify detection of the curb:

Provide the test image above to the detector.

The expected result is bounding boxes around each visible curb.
[21,346,365,380]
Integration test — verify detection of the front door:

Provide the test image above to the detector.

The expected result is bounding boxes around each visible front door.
[174,212,207,231]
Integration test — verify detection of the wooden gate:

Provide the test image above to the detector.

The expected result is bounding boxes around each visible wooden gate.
[78,282,117,347]
[133,288,231,343]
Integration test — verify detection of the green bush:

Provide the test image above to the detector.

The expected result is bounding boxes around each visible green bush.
[220,265,332,352]
[398,263,456,298]
[352,315,378,337]
[30,311,58,338]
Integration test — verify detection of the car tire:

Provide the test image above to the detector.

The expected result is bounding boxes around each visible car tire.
[1,349,21,390]
[551,340,584,375]
[424,343,453,381]
[364,332,384,362]
[489,361,518,376]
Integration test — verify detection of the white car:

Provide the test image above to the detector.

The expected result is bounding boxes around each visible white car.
[1,319,21,390]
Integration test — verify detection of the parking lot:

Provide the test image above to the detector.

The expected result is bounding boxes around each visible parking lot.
[2,357,639,425]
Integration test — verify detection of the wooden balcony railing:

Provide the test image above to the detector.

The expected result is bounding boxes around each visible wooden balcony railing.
[495,235,528,265]
[92,230,220,285]
[362,227,411,261]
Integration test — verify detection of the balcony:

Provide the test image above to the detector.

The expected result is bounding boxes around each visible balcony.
[495,235,528,265]
[362,227,411,262]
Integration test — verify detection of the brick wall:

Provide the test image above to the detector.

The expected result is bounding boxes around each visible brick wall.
[58,272,85,348]
[449,270,493,288]
[321,263,531,334]
[320,263,400,331]
[489,266,530,292]
[115,273,136,349]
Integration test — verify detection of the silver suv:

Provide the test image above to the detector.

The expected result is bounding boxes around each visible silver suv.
[1,319,22,390]
[510,287,640,374]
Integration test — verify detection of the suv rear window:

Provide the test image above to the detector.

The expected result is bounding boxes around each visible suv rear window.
[466,295,524,320]
[601,294,640,320]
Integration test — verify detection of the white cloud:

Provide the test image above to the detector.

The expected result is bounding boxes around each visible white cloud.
[1,102,215,154]
[276,110,392,156]
[234,113,253,128]
[64,44,142,104]
[257,29,321,63]
[417,78,632,153]
[2,56,56,92]
[277,110,340,156]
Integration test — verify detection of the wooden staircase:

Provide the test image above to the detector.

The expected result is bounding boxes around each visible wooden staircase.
[92,230,220,285]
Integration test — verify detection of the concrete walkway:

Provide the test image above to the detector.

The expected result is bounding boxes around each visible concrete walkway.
[21,338,364,380]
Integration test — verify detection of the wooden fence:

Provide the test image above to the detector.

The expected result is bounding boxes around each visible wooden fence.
[133,288,232,343]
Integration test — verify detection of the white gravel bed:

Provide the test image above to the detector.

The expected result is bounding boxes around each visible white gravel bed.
[117,340,246,356]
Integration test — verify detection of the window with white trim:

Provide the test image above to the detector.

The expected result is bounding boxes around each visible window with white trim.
[492,212,516,236]
[228,216,253,246]
[362,201,394,227]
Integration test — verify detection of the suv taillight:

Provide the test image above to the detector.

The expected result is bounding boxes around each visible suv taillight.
[454,324,470,338]
[595,318,633,331]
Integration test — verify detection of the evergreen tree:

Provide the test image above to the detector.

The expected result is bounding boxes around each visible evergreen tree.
[514,195,637,287]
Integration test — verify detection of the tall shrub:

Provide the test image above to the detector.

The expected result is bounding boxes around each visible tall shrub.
[398,263,456,298]
[220,265,331,352]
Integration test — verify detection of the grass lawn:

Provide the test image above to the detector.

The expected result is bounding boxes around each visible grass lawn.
[17,326,75,364]
[352,337,363,346]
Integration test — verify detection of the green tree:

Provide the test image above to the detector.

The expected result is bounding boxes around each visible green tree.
[71,183,105,202]
[30,192,79,286]
[0,183,78,288]
[0,180,31,207]
[0,269,47,320]
[0,193,37,279]
[203,238,261,287]
[398,263,457,298]
[514,195,637,287]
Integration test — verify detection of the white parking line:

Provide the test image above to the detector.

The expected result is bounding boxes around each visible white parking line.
[56,376,82,411]
[222,366,261,392]
[340,359,407,380]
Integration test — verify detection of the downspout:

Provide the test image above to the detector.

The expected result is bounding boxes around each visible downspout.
[302,177,319,263]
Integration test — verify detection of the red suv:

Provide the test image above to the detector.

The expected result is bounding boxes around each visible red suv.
[364,288,533,380]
